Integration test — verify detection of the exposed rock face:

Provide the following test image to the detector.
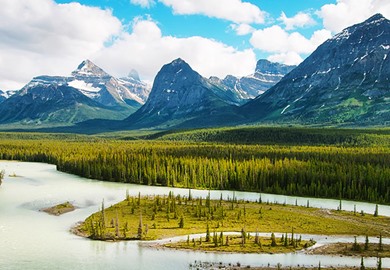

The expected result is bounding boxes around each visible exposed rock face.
[219,60,296,100]
[125,58,242,128]
[242,14,390,126]
[119,69,151,104]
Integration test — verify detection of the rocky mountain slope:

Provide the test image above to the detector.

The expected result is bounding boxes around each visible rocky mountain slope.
[241,13,390,126]
[221,60,296,99]
[124,58,243,128]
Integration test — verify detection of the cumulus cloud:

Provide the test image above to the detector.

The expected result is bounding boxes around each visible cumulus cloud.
[94,18,257,81]
[159,0,266,24]
[278,11,316,30]
[249,26,332,65]
[267,52,303,66]
[130,0,155,8]
[230,23,255,35]
[0,0,121,90]
[317,0,390,33]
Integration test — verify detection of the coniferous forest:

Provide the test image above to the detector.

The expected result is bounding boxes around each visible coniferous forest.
[0,127,389,204]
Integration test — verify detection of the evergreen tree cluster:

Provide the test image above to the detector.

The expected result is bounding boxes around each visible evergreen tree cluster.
[0,138,389,203]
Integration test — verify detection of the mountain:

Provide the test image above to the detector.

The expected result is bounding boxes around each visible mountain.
[69,60,146,107]
[124,58,243,128]
[241,13,390,126]
[118,69,151,104]
[0,60,146,125]
[219,60,296,100]
[0,77,131,125]
[0,89,17,103]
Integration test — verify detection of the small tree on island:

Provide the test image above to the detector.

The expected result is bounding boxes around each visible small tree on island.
[364,235,369,251]
[271,233,277,247]
[137,213,143,239]
[374,204,379,217]
[0,170,4,186]
[360,257,365,270]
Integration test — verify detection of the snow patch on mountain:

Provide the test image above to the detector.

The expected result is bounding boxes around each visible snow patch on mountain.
[68,80,100,92]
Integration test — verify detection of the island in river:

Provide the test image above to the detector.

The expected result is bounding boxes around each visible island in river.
[41,201,76,216]
[73,192,389,255]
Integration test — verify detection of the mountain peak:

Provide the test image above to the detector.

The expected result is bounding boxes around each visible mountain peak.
[255,59,296,75]
[127,69,141,81]
[72,59,108,77]
[171,58,186,65]
[364,13,386,24]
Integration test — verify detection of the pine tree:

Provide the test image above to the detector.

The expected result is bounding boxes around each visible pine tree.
[0,170,4,186]
[179,216,184,228]
[374,204,379,217]
[360,257,365,270]
[206,223,210,242]
[271,233,277,247]
[364,235,369,251]
[377,257,382,270]
[137,212,143,239]
[101,199,106,230]
[352,236,361,251]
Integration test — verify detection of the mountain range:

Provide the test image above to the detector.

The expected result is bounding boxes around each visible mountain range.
[0,60,150,125]
[0,13,388,130]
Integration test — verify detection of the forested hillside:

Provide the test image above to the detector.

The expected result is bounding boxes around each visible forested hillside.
[0,128,389,204]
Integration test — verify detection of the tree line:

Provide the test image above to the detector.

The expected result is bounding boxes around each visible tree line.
[0,138,389,204]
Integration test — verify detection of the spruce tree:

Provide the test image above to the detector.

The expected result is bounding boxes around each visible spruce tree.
[271,233,277,247]
[374,204,379,217]
[364,235,369,251]
[360,257,365,270]
[206,223,210,242]
[137,212,143,239]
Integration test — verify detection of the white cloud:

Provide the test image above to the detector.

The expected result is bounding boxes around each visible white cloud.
[159,0,266,24]
[250,26,332,65]
[230,23,255,35]
[267,52,303,66]
[278,11,316,30]
[94,18,257,81]
[130,0,155,8]
[317,0,390,33]
[0,0,121,90]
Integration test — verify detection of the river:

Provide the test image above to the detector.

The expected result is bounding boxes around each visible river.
[0,161,388,269]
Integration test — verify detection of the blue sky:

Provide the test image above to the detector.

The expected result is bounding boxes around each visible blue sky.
[0,0,389,89]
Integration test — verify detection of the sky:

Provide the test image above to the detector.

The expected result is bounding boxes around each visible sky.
[0,0,389,90]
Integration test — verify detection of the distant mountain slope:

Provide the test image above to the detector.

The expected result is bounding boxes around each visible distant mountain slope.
[119,69,151,104]
[69,60,146,107]
[241,14,390,126]
[0,89,17,104]
[225,60,296,99]
[0,60,146,125]
[124,58,243,129]
[0,82,130,124]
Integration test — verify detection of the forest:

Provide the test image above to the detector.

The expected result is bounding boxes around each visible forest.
[0,127,389,204]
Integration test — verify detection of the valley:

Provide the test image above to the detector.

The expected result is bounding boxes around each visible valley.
[0,9,388,270]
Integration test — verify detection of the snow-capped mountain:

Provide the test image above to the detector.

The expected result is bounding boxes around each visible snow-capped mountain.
[69,60,148,106]
[125,58,242,128]
[222,60,296,99]
[0,89,17,103]
[118,69,151,104]
[242,13,390,126]
[0,60,147,125]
